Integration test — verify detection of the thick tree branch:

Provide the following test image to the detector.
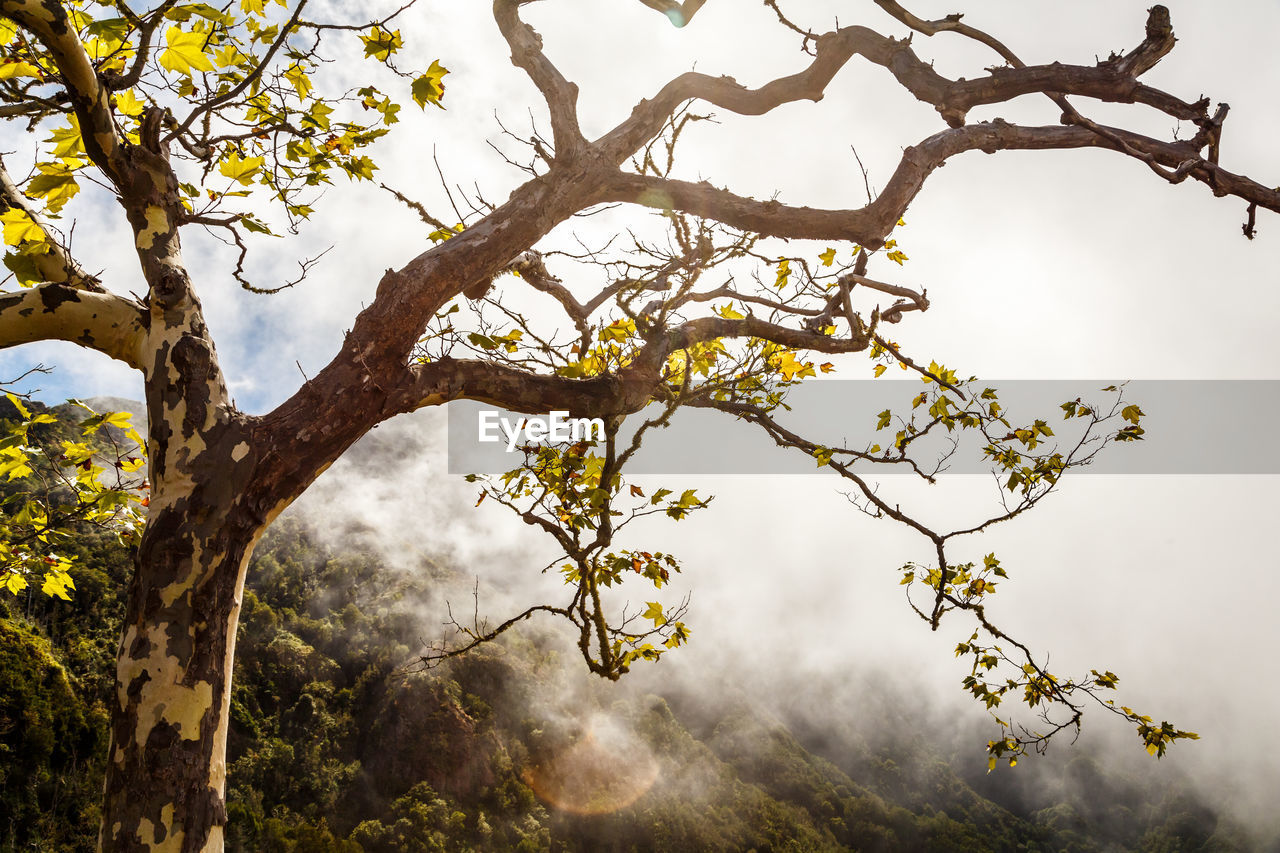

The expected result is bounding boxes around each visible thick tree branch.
[1,0,126,182]
[873,1,1175,78]
[606,121,1280,247]
[637,0,707,28]
[104,0,181,91]
[0,92,69,118]
[597,25,878,163]
[600,5,1194,167]
[260,2,1280,550]
[493,0,586,160]
[0,284,146,369]
[397,304,876,419]
[404,354,661,419]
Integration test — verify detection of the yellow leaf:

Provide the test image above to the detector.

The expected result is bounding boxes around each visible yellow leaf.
[240,0,265,15]
[771,350,813,381]
[46,117,85,160]
[159,27,215,76]
[0,59,42,80]
[361,26,402,62]
[282,63,311,99]
[218,151,264,185]
[818,247,836,267]
[4,571,27,595]
[41,569,74,601]
[411,60,449,109]
[27,161,83,215]
[774,258,790,289]
[114,89,145,117]
[1,209,45,246]
[101,411,135,430]
[214,44,248,68]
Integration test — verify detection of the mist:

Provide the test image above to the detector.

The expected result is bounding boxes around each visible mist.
[285,402,1280,848]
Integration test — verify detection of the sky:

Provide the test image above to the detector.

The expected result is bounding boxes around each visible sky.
[2,0,1279,840]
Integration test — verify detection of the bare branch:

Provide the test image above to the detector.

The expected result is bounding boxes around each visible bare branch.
[493,0,586,159]
[606,120,1280,247]
[380,183,451,232]
[600,4,1200,174]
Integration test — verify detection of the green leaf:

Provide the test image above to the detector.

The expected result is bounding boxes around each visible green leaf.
[341,156,378,181]
[239,214,274,235]
[3,247,44,285]
[301,100,334,131]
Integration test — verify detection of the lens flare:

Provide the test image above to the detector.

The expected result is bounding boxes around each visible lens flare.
[522,722,660,815]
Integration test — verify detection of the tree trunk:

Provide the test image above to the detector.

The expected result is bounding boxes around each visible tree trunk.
[94,341,392,851]
[97,388,271,852]
[99,509,253,852]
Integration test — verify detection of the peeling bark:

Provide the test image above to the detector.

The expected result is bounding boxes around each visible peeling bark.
[102,453,258,853]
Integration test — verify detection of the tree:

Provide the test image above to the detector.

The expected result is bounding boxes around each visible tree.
[0,0,1275,849]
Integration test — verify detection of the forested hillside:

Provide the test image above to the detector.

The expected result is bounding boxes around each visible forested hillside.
[0,401,1257,852]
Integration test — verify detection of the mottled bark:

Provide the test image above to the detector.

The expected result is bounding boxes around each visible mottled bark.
[102,459,255,853]
[99,242,258,853]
